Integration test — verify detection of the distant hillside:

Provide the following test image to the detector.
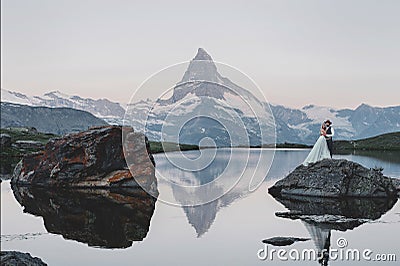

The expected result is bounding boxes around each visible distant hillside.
[335,132,400,151]
[0,127,57,177]
[1,102,108,135]
[149,141,199,153]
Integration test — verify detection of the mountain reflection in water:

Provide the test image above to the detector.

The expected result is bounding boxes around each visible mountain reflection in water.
[156,148,270,236]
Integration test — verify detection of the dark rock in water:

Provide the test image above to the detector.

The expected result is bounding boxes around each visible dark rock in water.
[1,251,47,266]
[272,194,397,231]
[276,212,368,231]
[262,237,310,246]
[11,126,157,194]
[0,133,12,148]
[12,185,157,249]
[269,159,397,198]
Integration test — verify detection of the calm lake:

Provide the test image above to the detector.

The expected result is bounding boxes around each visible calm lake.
[1,149,399,265]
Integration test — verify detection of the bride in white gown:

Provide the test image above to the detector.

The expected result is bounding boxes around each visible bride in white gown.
[303,123,331,166]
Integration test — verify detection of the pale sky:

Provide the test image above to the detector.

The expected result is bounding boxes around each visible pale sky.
[2,0,400,109]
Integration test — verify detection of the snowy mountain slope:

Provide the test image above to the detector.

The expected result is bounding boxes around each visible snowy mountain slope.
[1,89,125,124]
[299,105,356,142]
[272,104,400,144]
[1,89,37,105]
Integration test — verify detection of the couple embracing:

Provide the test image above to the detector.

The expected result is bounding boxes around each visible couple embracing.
[303,120,334,166]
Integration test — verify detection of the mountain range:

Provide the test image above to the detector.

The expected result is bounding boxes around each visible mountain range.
[0,102,107,135]
[2,48,399,145]
[0,89,125,124]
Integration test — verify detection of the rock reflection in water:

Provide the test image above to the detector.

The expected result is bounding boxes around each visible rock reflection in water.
[272,195,397,265]
[12,185,157,249]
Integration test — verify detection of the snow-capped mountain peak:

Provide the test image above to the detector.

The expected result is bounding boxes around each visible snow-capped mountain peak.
[193,48,213,61]
[124,48,275,146]
[180,48,219,84]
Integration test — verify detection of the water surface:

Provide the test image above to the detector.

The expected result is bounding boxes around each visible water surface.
[1,149,399,265]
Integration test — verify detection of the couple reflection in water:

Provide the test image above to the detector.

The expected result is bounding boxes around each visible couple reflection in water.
[273,195,397,265]
[303,222,331,265]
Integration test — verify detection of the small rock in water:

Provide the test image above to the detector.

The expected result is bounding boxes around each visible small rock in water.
[262,237,310,246]
[1,251,47,266]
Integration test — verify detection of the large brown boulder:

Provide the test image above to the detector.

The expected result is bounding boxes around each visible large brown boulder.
[269,159,398,198]
[11,126,157,194]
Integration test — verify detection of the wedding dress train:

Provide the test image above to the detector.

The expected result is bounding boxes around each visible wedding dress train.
[303,136,331,166]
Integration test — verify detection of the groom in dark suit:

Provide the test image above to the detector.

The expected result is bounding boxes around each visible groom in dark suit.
[324,120,334,158]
